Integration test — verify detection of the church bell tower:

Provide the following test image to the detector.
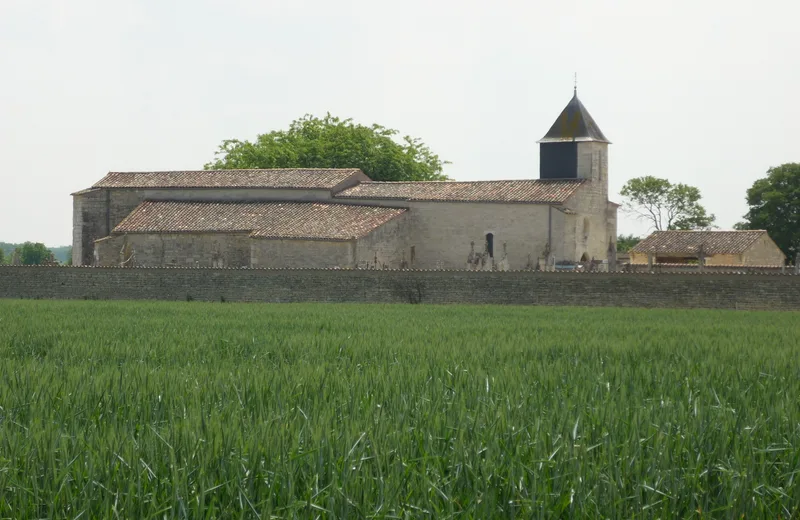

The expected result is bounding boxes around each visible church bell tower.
[538,88,610,182]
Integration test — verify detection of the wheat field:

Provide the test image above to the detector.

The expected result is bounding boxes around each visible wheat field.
[0,300,798,518]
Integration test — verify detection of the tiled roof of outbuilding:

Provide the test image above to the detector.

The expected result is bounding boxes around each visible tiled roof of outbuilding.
[631,230,774,255]
[112,201,406,241]
[92,169,365,190]
[335,179,584,203]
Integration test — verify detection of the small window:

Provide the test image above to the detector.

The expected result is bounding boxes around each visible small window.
[486,233,494,258]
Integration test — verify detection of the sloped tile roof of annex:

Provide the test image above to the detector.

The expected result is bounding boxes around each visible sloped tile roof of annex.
[631,230,772,255]
[112,201,407,241]
[91,169,365,190]
[334,179,585,204]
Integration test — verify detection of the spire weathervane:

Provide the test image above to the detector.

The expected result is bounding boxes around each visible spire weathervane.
[574,72,577,94]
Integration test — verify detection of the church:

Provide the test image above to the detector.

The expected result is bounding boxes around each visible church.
[72,91,618,270]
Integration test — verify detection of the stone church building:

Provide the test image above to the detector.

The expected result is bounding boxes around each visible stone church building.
[72,91,618,270]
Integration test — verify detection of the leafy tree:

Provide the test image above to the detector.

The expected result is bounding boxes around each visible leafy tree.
[620,176,715,231]
[15,242,53,265]
[205,113,449,181]
[616,234,641,252]
[0,242,15,261]
[737,163,800,261]
[0,247,4,264]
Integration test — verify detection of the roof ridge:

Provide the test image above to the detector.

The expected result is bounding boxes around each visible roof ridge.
[359,178,584,185]
[653,229,765,233]
[106,168,360,174]
[138,199,408,210]
[89,169,364,190]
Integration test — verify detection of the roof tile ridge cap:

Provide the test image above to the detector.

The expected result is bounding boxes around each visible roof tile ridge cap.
[356,178,578,186]
[107,170,204,174]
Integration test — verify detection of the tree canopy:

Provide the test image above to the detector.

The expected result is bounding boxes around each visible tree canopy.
[0,247,4,264]
[15,242,53,265]
[616,234,641,252]
[1,242,69,264]
[737,163,800,261]
[205,114,449,182]
[620,176,715,231]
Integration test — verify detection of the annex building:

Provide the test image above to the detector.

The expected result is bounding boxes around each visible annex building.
[630,230,786,266]
[72,91,618,270]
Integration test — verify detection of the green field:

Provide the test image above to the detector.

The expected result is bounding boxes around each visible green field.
[0,300,798,518]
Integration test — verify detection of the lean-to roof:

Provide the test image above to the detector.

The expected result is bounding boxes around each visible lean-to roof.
[112,201,406,241]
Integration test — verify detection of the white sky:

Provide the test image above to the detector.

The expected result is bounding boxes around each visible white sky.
[1,0,798,246]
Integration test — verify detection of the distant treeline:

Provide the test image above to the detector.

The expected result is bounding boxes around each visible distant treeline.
[0,242,71,264]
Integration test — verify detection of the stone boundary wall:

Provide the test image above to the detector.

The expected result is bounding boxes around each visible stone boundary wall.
[620,263,794,274]
[1,266,799,311]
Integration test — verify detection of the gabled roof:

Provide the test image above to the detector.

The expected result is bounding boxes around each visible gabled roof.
[538,90,610,144]
[91,169,367,190]
[112,201,406,241]
[335,179,584,204]
[631,230,779,256]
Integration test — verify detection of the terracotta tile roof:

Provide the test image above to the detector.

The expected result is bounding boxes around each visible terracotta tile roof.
[335,179,584,203]
[631,230,770,255]
[92,169,365,189]
[112,201,406,240]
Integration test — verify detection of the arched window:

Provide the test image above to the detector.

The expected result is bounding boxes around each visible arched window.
[486,233,494,258]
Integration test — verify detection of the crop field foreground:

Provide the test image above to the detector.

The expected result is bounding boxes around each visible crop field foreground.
[0,300,799,518]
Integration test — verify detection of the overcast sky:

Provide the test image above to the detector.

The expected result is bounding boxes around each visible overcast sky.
[1,0,798,246]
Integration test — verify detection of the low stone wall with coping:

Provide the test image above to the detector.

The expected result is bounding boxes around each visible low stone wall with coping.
[1,266,799,311]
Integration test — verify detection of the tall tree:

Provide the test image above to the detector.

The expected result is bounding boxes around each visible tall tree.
[616,234,641,252]
[0,247,4,264]
[15,242,52,265]
[205,113,449,181]
[737,163,800,261]
[620,176,715,231]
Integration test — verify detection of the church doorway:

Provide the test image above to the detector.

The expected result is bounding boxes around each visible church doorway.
[580,253,589,262]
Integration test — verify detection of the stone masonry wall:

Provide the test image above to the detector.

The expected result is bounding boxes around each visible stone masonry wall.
[1,267,798,311]
[571,141,613,262]
[403,201,557,269]
[72,189,107,266]
[250,239,355,269]
[354,213,411,269]
[742,234,787,266]
[96,233,252,268]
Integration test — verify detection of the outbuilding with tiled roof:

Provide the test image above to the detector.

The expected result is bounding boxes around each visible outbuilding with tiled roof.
[630,230,786,266]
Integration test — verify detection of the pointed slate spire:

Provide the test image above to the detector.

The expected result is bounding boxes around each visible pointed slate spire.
[538,90,610,144]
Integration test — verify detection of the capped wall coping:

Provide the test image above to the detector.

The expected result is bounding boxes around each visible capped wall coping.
[0,265,796,276]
